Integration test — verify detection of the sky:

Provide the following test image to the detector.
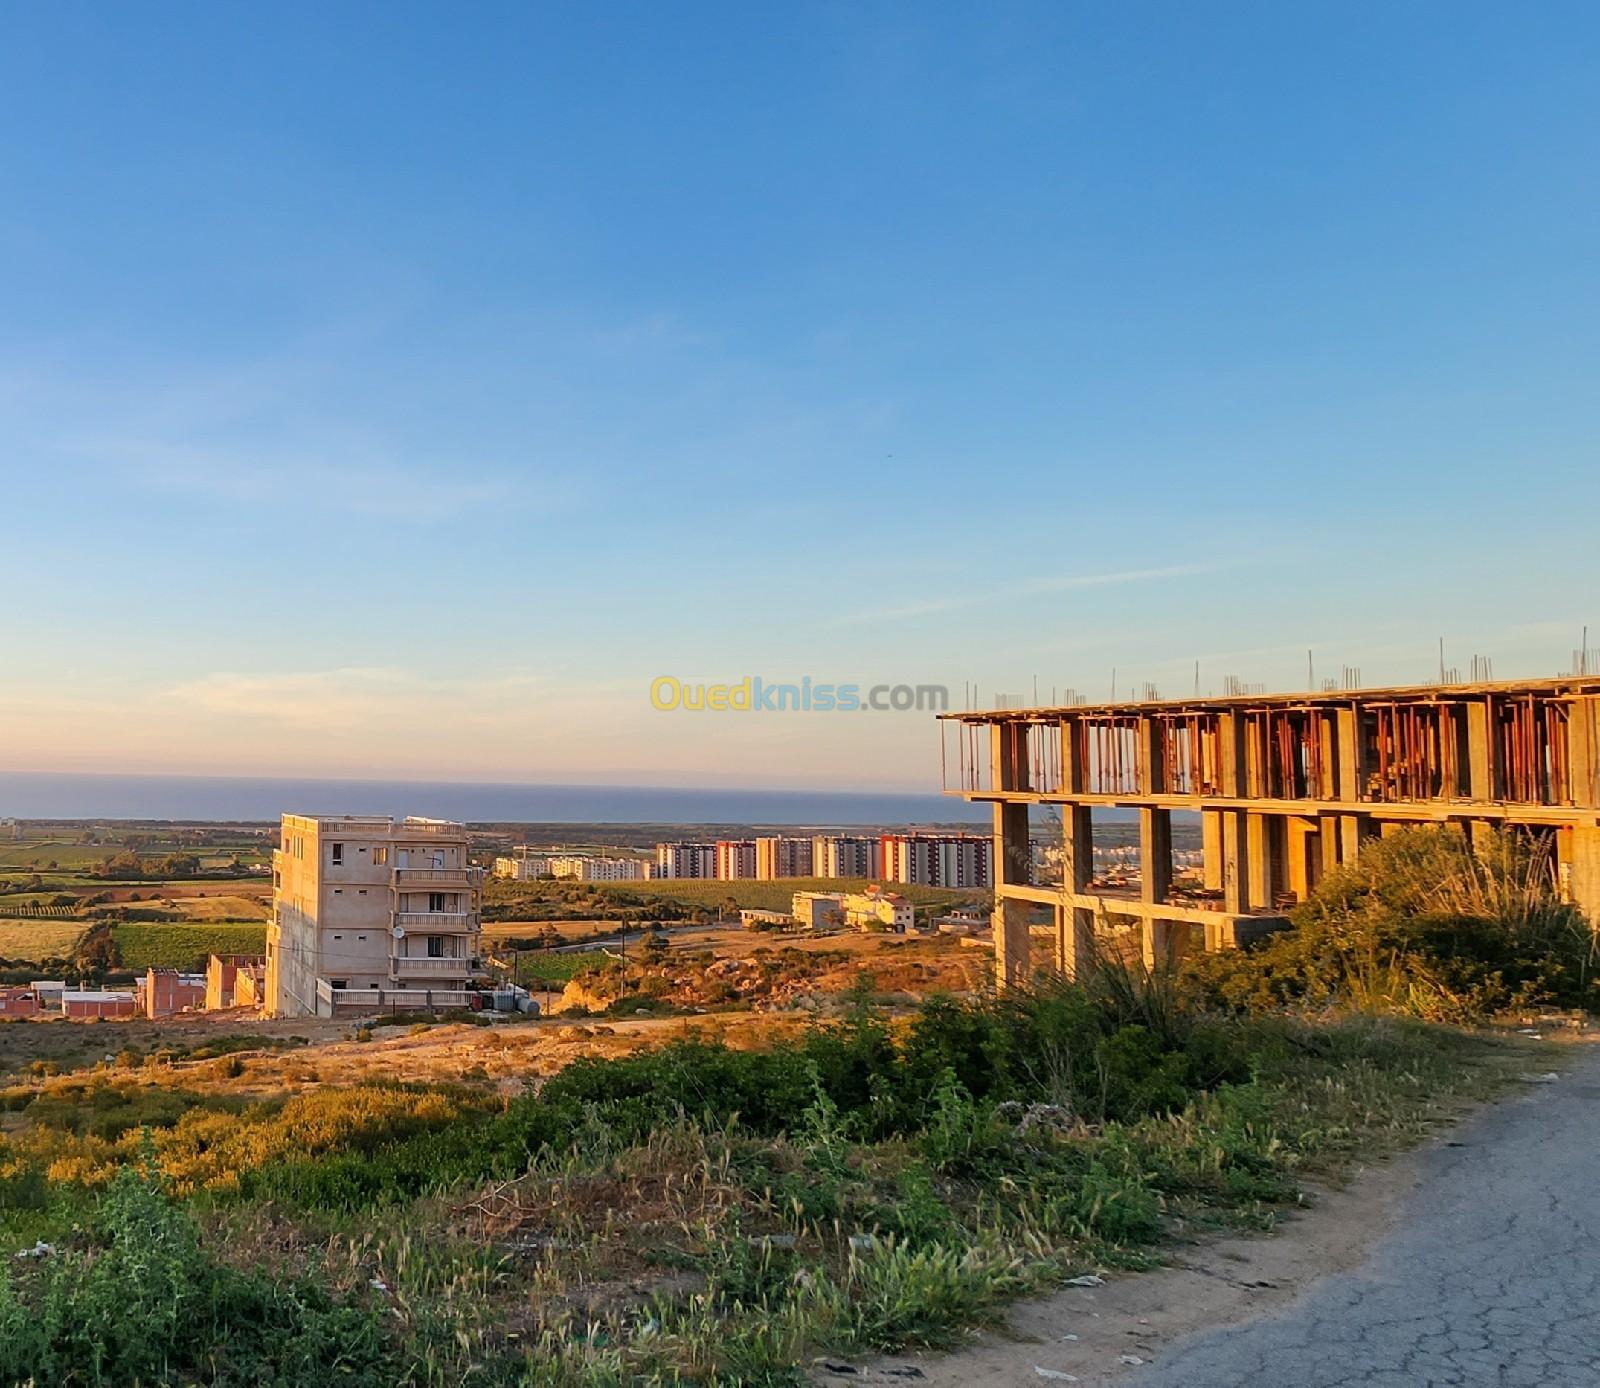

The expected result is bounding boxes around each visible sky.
[2,1,1598,793]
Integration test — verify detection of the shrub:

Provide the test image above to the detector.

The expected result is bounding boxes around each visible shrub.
[1187,827,1596,1020]
[0,1163,397,1386]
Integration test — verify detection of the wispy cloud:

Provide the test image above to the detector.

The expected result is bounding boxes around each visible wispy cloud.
[829,563,1223,627]
[0,343,573,523]
[89,437,514,522]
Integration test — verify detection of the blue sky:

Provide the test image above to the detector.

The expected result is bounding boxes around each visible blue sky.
[2,2,1598,790]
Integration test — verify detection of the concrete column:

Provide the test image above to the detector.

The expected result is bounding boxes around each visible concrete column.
[1139,805,1177,968]
[1286,816,1318,900]
[1336,705,1362,802]
[1222,810,1250,915]
[1564,826,1600,929]
[1139,715,1164,794]
[993,893,1032,990]
[1247,812,1274,910]
[1319,813,1343,875]
[1139,807,1172,905]
[1569,698,1599,808]
[1054,903,1096,979]
[1059,804,1096,978]
[1201,810,1224,891]
[995,801,1030,888]
[992,722,1030,793]
[1141,918,1181,970]
[1061,716,1084,794]
[1219,711,1246,798]
[1466,700,1494,800]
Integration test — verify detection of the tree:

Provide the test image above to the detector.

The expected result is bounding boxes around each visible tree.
[637,929,669,964]
[96,851,145,880]
[73,923,122,976]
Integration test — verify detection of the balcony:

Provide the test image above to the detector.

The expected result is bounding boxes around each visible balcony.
[394,911,479,932]
[393,867,485,887]
[390,955,474,979]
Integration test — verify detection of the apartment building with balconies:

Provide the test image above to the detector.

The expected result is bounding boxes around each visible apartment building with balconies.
[267,814,485,1018]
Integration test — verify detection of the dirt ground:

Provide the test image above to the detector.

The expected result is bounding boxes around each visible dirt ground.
[0,928,974,1091]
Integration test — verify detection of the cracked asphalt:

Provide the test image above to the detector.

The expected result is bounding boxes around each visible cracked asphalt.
[1123,1047,1600,1387]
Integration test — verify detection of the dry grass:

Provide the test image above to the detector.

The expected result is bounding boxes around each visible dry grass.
[151,893,271,922]
[0,918,86,961]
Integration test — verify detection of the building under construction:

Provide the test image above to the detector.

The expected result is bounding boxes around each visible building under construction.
[939,676,1600,985]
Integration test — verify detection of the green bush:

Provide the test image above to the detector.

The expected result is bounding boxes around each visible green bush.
[0,1163,396,1387]
[1187,827,1596,1020]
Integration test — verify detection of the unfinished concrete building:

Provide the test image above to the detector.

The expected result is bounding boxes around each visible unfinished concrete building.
[939,677,1600,985]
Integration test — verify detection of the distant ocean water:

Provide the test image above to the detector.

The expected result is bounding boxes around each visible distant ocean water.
[0,772,1010,827]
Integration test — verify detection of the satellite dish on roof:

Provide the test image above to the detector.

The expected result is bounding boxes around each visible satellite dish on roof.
[392,925,405,940]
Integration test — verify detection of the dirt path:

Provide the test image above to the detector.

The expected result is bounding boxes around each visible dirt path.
[829,1054,1590,1387]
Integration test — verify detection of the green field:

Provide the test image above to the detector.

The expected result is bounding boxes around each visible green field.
[508,949,614,987]
[112,922,267,970]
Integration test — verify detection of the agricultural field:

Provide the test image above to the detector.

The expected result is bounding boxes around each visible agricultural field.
[0,919,85,962]
[111,922,268,970]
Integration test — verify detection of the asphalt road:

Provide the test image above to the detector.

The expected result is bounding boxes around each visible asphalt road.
[1124,1046,1600,1388]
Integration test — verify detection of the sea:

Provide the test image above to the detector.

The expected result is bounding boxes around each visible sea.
[0,771,1015,827]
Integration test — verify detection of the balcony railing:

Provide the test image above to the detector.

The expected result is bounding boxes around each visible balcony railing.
[395,911,479,931]
[393,867,485,886]
[391,956,473,977]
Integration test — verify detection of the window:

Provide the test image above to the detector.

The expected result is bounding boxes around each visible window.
[333,888,343,895]
[373,846,388,865]
[428,892,446,913]
[357,934,367,942]
[331,843,344,865]
[358,889,367,896]
[427,935,445,958]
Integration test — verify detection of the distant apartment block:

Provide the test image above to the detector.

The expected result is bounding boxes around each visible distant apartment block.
[811,835,883,879]
[843,885,914,932]
[715,839,758,880]
[755,835,814,879]
[655,841,717,879]
[791,891,847,930]
[494,852,550,880]
[881,832,993,888]
[548,855,648,882]
[268,815,485,1018]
